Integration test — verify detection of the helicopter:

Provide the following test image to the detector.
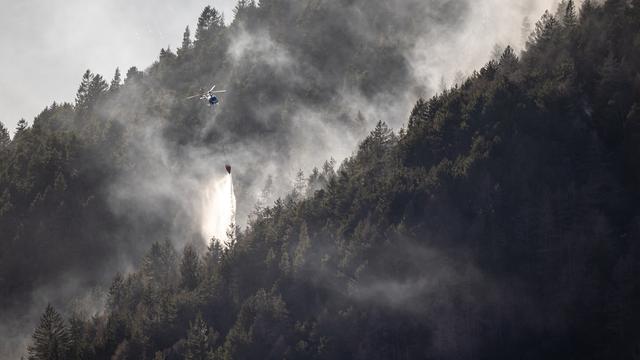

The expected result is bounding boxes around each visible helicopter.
[186,84,227,107]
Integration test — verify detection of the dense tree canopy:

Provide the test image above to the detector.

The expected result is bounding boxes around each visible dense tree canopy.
[4,0,640,359]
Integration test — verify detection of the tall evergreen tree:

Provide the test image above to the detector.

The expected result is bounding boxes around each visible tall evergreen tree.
[184,313,217,360]
[0,121,10,149]
[195,6,214,42]
[109,68,121,92]
[88,74,108,100]
[124,66,143,84]
[180,243,200,290]
[178,26,192,56]
[564,0,577,28]
[28,304,71,360]
[195,6,224,43]
[107,272,125,312]
[529,10,559,45]
[75,70,93,113]
[233,0,252,22]
[142,240,178,287]
[204,238,223,275]
[15,118,28,136]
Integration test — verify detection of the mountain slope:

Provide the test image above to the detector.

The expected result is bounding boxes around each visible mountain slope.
[22,1,640,359]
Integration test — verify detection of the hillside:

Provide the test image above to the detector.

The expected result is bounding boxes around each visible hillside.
[0,0,460,333]
[1,0,473,357]
[16,0,640,359]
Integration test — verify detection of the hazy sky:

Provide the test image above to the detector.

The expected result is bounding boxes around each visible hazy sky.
[0,0,236,135]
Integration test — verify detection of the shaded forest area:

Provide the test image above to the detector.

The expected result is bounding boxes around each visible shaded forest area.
[2,0,459,322]
[3,0,640,359]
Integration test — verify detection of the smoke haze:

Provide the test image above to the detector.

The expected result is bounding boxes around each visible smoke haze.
[1,0,574,358]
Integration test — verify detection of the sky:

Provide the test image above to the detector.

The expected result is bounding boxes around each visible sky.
[0,0,236,135]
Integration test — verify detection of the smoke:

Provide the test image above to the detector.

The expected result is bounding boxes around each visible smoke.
[3,0,575,358]
[407,0,562,91]
[201,173,237,245]
[212,0,569,222]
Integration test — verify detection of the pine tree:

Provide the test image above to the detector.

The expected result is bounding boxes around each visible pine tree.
[234,0,250,22]
[580,0,596,20]
[195,6,224,43]
[180,243,200,290]
[293,169,306,199]
[0,121,10,149]
[15,118,28,136]
[499,46,519,74]
[159,47,176,63]
[564,0,577,28]
[178,26,192,56]
[75,70,93,113]
[68,312,89,360]
[530,11,559,45]
[109,68,121,92]
[88,74,108,100]
[142,240,178,287]
[196,6,213,42]
[28,304,71,360]
[107,272,125,312]
[204,238,223,275]
[124,66,143,84]
[184,313,217,360]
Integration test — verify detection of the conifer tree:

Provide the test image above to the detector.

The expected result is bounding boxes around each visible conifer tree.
[530,11,559,45]
[109,68,121,92]
[234,0,250,21]
[75,70,93,113]
[195,6,214,42]
[28,304,71,360]
[180,243,200,290]
[184,313,217,360]
[107,272,125,312]
[142,240,178,287]
[124,66,143,84]
[195,6,224,43]
[293,169,306,199]
[0,121,10,149]
[499,45,519,74]
[564,0,577,28]
[88,74,108,100]
[178,26,192,56]
[204,238,223,275]
[15,118,28,135]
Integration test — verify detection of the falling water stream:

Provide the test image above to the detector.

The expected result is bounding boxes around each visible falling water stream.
[201,172,237,246]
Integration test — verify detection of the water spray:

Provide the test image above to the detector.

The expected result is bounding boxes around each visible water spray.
[201,169,237,247]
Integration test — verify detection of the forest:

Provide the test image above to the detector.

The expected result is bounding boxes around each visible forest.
[2,0,640,359]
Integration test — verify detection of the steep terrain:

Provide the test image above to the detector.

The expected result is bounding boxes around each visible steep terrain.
[19,0,640,359]
[4,0,640,359]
